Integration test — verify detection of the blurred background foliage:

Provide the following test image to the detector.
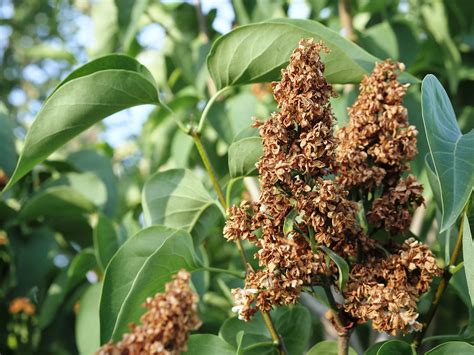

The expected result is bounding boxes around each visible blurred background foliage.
[0,0,473,354]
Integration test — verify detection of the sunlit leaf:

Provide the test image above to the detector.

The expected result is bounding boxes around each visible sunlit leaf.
[207,18,418,90]
[4,55,159,190]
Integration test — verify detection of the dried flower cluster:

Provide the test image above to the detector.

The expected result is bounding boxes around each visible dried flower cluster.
[98,270,201,355]
[8,297,36,316]
[344,239,441,334]
[224,39,441,336]
[225,39,362,321]
[336,60,423,234]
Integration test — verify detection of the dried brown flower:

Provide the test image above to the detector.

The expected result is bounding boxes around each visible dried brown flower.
[224,39,362,320]
[9,297,36,316]
[344,238,441,334]
[97,270,201,355]
[335,60,423,234]
[336,60,417,189]
[368,175,424,234]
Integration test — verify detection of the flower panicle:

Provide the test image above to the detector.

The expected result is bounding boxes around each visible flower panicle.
[97,270,201,355]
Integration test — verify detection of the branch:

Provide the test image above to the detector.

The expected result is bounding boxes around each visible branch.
[338,0,356,42]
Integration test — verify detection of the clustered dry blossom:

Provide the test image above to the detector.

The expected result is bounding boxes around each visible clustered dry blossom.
[225,39,363,321]
[336,60,423,234]
[344,238,440,334]
[224,39,441,335]
[98,270,200,355]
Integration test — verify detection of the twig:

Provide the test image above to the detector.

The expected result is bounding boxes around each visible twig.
[322,284,351,355]
[412,201,471,348]
[338,0,356,42]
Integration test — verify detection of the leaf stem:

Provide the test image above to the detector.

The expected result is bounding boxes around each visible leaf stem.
[196,87,231,133]
[322,283,351,355]
[189,129,287,354]
[413,200,471,348]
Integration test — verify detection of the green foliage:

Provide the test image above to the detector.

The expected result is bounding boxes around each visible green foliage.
[1,1,474,354]
[307,340,357,355]
[421,75,474,232]
[207,18,417,90]
[320,246,349,292]
[426,341,474,354]
[99,226,200,342]
[4,55,160,190]
[142,169,223,244]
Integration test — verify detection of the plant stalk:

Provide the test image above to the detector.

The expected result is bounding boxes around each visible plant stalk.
[322,284,351,355]
[190,129,286,354]
[413,201,471,348]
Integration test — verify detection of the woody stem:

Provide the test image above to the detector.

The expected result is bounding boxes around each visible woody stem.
[190,129,287,354]
[412,199,471,348]
[322,284,351,355]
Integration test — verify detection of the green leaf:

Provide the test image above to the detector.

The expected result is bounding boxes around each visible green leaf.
[41,172,108,208]
[207,18,418,90]
[142,169,222,243]
[90,0,118,57]
[76,283,101,355]
[228,136,262,178]
[220,307,311,355]
[375,340,414,355]
[364,341,387,355]
[426,341,474,354]
[99,226,201,343]
[92,213,121,272]
[275,307,311,355]
[359,22,399,60]
[185,334,235,355]
[4,54,159,190]
[307,340,357,355]
[115,0,149,52]
[39,249,96,329]
[19,186,97,221]
[0,103,17,177]
[67,150,119,217]
[320,246,349,291]
[421,75,474,231]
[462,213,474,308]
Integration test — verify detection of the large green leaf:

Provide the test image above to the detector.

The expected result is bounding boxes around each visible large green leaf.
[207,18,418,90]
[39,249,96,329]
[92,213,122,271]
[142,169,222,243]
[307,340,357,355]
[220,307,311,355]
[19,186,97,221]
[115,0,149,52]
[67,150,119,217]
[421,75,474,231]
[76,283,101,355]
[185,334,236,355]
[99,226,200,343]
[426,341,474,354]
[4,54,159,190]
[375,340,414,355]
[462,214,474,308]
